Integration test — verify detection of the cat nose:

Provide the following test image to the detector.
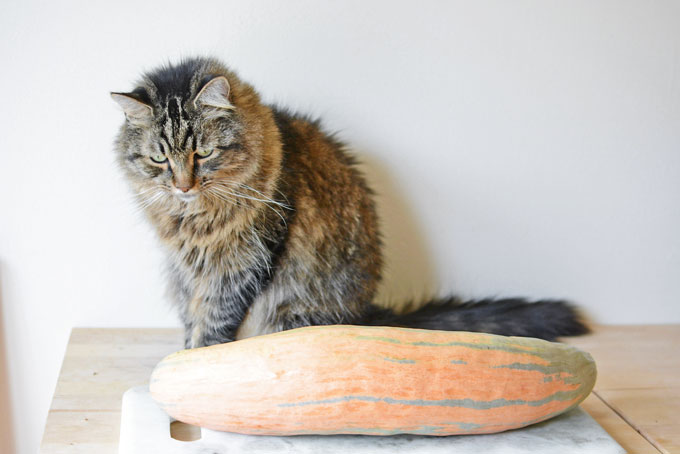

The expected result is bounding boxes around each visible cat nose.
[174,181,195,193]
[174,173,195,193]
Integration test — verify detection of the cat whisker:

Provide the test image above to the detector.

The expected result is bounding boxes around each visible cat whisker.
[137,186,162,196]
[133,188,167,213]
[209,180,285,205]
[203,182,257,208]
[204,187,243,209]
[217,181,292,210]
[209,185,288,226]
[210,181,291,225]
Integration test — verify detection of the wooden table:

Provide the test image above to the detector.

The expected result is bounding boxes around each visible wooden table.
[39,325,680,454]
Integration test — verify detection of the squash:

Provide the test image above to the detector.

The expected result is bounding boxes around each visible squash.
[150,325,596,436]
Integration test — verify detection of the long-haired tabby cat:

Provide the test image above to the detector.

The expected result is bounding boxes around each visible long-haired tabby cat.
[112,57,587,348]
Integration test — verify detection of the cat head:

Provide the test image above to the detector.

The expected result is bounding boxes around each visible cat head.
[112,57,278,212]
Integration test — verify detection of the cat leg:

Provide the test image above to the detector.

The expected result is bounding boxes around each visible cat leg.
[188,271,267,347]
[182,320,194,349]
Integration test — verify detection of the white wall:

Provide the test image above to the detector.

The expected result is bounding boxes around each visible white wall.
[1,1,679,452]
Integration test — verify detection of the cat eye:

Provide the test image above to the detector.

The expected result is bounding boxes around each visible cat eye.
[196,149,213,158]
[150,153,167,163]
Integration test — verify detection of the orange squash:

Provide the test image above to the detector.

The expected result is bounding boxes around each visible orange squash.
[150,325,596,436]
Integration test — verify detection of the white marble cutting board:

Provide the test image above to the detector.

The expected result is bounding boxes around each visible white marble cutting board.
[119,386,625,454]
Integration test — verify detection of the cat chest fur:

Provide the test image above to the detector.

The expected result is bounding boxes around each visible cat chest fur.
[158,206,280,347]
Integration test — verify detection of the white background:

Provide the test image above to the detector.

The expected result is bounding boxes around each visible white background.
[1,1,679,452]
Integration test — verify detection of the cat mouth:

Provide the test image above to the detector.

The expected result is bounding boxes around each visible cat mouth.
[175,192,199,203]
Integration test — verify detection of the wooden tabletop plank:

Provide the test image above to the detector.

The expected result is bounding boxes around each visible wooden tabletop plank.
[566,325,680,390]
[566,325,680,454]
[646,426,679,454]
[41,410,120,454]
[597,388,680,454]
[580,393,661,454]
[40,328,182,454]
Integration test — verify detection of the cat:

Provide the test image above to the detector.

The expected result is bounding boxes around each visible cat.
[112,57,587,349]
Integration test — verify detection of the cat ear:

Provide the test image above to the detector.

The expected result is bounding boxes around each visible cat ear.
[194,76,234,110]
[111,92,153,126]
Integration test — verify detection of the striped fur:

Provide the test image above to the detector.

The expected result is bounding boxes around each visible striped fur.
[112,57,587,348]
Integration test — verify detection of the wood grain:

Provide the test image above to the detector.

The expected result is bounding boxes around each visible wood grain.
[580,393,660,454]
[41,411,120,454]
[566,325,680,454]
[39,328,182,454]
[597,388,680,454]
[566,325,680,390]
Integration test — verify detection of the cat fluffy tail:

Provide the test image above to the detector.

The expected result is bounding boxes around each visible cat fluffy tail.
[360,297,589,341]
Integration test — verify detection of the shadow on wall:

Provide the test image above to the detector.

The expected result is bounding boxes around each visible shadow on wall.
[357,153,439,311]
[0,264,16,454]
